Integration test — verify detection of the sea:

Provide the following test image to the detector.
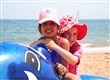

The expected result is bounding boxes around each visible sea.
[0,19,110,53]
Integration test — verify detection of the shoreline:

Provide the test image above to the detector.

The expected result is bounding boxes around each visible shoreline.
[83,47,109,53]
[81,43,109,53]
[78,52,110,78]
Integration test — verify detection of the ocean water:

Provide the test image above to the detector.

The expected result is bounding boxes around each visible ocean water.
[0,19,110,49]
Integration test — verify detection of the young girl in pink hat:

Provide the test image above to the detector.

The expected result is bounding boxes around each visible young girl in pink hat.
[58,15,87,80]
[30,8,69,78]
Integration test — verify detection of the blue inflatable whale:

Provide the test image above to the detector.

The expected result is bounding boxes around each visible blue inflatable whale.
[0,42,109,80]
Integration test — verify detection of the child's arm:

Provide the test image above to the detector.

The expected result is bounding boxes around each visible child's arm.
[43,38,79,65]
[53,44,79,65]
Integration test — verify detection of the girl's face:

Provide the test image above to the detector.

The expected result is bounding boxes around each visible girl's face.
[41,21,58,37]
[62,27,78,46]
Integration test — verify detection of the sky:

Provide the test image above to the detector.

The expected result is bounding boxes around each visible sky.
[0,0,109,19]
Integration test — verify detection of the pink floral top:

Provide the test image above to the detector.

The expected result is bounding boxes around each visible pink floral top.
[68,42,82,74]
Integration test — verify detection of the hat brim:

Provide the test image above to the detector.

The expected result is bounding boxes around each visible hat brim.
[38,18,60,26]
[74,24,87,40]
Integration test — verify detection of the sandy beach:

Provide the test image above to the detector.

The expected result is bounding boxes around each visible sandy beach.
[78,52,110,78]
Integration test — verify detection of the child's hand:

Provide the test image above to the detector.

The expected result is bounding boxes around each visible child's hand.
[40,38,57,49]
[55,63,67,76]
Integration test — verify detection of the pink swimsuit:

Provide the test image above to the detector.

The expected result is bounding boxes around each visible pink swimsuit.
[50,38,62,64]
[69,42,82,74]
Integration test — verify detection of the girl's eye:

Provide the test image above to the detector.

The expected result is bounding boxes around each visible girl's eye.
[73,32,77,36]
[50,22,56,26]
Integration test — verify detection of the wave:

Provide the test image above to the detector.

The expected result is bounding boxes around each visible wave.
[80,43,94,48]
[81,43,110,53]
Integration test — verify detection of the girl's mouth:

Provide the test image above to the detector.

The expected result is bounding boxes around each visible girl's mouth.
[70,41,74,44]
[45,30,53,33]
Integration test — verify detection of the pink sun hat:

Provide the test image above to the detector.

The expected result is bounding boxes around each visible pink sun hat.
[59,15,87,40]
[38,8,60,26]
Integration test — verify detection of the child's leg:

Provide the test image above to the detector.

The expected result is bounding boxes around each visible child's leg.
[64,72,81,80]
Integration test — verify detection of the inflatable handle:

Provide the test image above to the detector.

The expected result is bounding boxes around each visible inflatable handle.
[33,43,52,60]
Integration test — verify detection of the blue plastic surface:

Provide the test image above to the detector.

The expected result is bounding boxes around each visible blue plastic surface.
[80,74,109,80]
[0,42,109,80]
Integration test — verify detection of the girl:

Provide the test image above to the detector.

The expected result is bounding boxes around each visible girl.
[58,15,88,80]
[30,8,69,76]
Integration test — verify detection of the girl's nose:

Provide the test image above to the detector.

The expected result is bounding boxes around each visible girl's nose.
[45,24,51,28]
[70,36,74,41]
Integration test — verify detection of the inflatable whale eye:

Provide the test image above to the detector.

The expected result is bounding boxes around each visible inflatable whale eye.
[25,51,41,71]
[0,42,59,80]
